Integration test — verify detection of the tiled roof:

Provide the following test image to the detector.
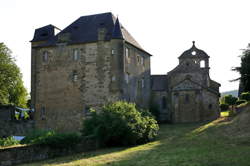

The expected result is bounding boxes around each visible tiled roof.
[151,75,167,91]
[31,12,144,51]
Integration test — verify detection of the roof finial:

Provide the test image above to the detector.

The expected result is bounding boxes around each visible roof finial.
[192,41,195,46]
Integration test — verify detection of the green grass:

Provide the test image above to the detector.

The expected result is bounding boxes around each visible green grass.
[20,119,250,166]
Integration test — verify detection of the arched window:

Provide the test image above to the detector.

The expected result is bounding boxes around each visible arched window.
[162,96,167,109]
[200,60,205,68]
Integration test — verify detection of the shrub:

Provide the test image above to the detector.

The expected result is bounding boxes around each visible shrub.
[20,129,55,144]
[219,103,229,111]
[239,92,250,101]
[21,130,81,148]
[0,136,19,147]
[81,101,159,147]
[224,95,238,105]
[236,99,247,105]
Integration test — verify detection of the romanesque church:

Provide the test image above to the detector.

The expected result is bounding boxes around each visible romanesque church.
[31,12,220,132]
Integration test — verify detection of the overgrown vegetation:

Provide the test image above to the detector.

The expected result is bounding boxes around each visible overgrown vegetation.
[81,101,159,147]
[0,136,19,147]
[21,130,81,149]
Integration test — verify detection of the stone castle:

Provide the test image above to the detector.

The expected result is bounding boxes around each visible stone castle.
[31,12,220,132]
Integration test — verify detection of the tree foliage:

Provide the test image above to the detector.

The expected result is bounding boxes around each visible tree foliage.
[81,101,159,147]
[223,95,238,106]
[0,43,27,107]
[233,44,250,93]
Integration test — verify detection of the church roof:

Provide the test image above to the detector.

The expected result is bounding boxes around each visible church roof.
[31,12,146,53]
[151,75,168,91]
[179,41,209,59]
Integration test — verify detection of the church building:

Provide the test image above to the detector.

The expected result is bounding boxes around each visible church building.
[151,41,220,123]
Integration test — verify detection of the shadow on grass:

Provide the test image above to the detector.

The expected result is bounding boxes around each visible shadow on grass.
[21,120,250,166]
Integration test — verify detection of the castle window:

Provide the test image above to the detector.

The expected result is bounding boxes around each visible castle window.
[208,104,213,110]
[111,76,116,82]
[137,55,140,65]
[42,51,48,62]
[137,80,140,89]
[73,70,78,82]
[185,94,189,103]
[162,96,167,109]
[141,78,145,88]
[111,49,115,55]
[141,56,144,66]
[41,107,45,120]
[73,49,80,61]
[125,47,130,62]
[125,72,129,84]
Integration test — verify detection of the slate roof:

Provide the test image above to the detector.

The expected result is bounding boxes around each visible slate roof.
[179,41,209,59]
[151,75,167,91]
[31,12,146,53]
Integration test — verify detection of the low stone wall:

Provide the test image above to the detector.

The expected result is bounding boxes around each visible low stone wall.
[0,140,96,166]
[0,121,34,137]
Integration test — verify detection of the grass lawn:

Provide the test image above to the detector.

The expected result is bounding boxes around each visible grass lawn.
[20,117,250,166]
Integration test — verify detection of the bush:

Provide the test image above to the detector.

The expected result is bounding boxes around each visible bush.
[219,103,229,111]
[224,95,238,105]
[0,136,19,147]
[239,92,250,101]
[236,99,247,105]
[21,130,81,148]
[81,101,159,147]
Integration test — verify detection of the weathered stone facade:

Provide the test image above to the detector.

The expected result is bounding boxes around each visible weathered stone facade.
[31,13,151,132]
[151,41,220,123]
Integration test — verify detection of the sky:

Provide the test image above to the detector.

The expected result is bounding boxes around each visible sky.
[1,0,249,93]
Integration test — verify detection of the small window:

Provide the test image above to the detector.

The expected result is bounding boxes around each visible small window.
[200,60,205,68]
[73,49,80,61]
[125,48,129,60]
[185,94,189,103]
[73,71,78,82]
[111,49,115,55]
[111,76,116,82]
[137,55,140,64]
[162,96,167,109]
[41,107,45,120]
[42,51,48,62]
[137,80,140,89]
[208,104,213,110]
[191,51,196,55]
[125,72,129,84]
[141,56,144,66]
[141,78,145,88]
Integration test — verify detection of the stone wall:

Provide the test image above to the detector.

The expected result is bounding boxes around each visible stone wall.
[32,41,116,132]
[0,140,96,166]
[0,121,34,137]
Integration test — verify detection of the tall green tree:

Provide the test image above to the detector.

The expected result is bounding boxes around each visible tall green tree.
[233,43,250,94]
[0,43,27,107]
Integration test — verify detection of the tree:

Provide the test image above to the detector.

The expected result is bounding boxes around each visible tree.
[232,44,250,94]
[0,43,27,107]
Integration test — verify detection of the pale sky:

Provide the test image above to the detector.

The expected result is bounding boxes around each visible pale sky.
[1,0,249,93]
